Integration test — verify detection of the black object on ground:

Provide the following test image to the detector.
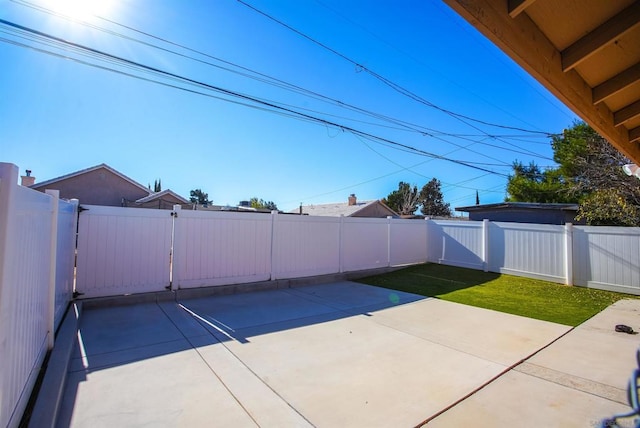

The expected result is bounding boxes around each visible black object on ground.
[615,324,635,334]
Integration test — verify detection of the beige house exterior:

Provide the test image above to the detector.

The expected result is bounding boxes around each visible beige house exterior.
[27,164,188,209]
[292,194,398,218]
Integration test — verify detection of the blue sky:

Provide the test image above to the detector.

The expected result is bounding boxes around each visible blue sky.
[0,0,578,212]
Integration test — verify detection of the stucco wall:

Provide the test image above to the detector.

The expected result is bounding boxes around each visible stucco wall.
[351,202,396,218]
[32,168,149,206]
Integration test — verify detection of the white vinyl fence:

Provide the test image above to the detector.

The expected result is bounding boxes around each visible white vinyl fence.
[75,205,429,298]
[75,205,173,297]
[3,158,640,427]
[173,208,273,288]
[427,219,640,294]
[573,226,640,294]
[75,207,640,298]
[0,163,77,428]
[427,221,484,270]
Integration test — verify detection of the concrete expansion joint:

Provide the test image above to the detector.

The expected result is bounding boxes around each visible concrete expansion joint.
[415,326,578,427]
[514,362,627,405]
[158,298,314,428]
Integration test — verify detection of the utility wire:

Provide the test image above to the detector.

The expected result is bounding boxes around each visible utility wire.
[313,0,550,134]
[0,18,509,178]
[236,0,554,138]
[11,0,553,162]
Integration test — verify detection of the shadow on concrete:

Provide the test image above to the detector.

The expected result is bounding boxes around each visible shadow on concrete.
[56,281,425,425]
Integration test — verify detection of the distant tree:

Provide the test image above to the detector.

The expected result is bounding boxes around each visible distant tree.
[383,181,419,215]
[506,121,640,225]
[576,189,640,226]
[250,197,278,211]
[153,179,162,193]
[189,189,211,206]
[505,161,570,203]
[552,122,640,206]
[419,178,451,217]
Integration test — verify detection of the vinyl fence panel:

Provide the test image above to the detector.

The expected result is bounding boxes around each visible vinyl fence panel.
[341,217,390,271]
[271,214,341,280]
[389,219,428,266]
[573,226,640,294]
[489,222,566,283]
[76,205,173,298]
[0,166,54,428]
[427,220,484,269]
[54,199,78,330]
[173,210,272,288]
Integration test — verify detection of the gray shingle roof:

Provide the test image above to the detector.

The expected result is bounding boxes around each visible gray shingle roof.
[291,200,379,217]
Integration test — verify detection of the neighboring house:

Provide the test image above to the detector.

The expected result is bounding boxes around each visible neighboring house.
[129,189,190,210]
[26,163,189,209]
[455,202,585,225]
[291,194,398,218]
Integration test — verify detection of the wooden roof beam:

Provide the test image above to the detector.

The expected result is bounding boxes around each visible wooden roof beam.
[593,62,640,105]
[630,127,640,143]
[614,100,640,127]
[562,2,640,72]
[508,0,537,18]
[441,0,640,165]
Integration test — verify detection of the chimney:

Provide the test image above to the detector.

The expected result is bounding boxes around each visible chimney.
[348,194,357,206]
[21,169,35,187]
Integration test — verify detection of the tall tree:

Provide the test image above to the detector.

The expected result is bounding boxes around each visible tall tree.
[383,182,419,215]
[189,189,211,206]
[153,179,162,193]
[505,161,570,203]
[250,197,278,210]
[419,178,451,217]
[505,121,640,225]
[553,122,640,204]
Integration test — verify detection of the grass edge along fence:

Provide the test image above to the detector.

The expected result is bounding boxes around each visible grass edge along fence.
[357,263,637,326]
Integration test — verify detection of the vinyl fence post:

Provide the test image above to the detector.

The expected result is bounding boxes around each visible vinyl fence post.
[564,223,573,285]
[482,219,489,272]
[69,199,79,296]
[270,210,277,281]
[0,164,19,356]
[45,189,59,350]
[170,204,181,290]
[387,216,392,267]
[339,215,344,273]
[425,218,431,263]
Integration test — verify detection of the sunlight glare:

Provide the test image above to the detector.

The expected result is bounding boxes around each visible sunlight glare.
[43,0,115,20]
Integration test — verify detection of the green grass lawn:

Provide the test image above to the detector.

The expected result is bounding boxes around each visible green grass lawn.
[356,263,637,326]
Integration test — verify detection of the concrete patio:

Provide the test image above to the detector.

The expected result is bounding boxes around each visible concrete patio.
[40,281,639,427]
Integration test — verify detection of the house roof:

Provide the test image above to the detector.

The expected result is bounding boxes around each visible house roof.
[135,189,189,204]
[292,200,397,217]
[32,163,151,194]
[455,202,579,213]
[443,0,640,165]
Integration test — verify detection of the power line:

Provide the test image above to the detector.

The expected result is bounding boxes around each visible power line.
[11,0,555,163]
[236,0,555,138]
[0,18,510,178]
[313,0,551,134]
[12,0,551,160]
